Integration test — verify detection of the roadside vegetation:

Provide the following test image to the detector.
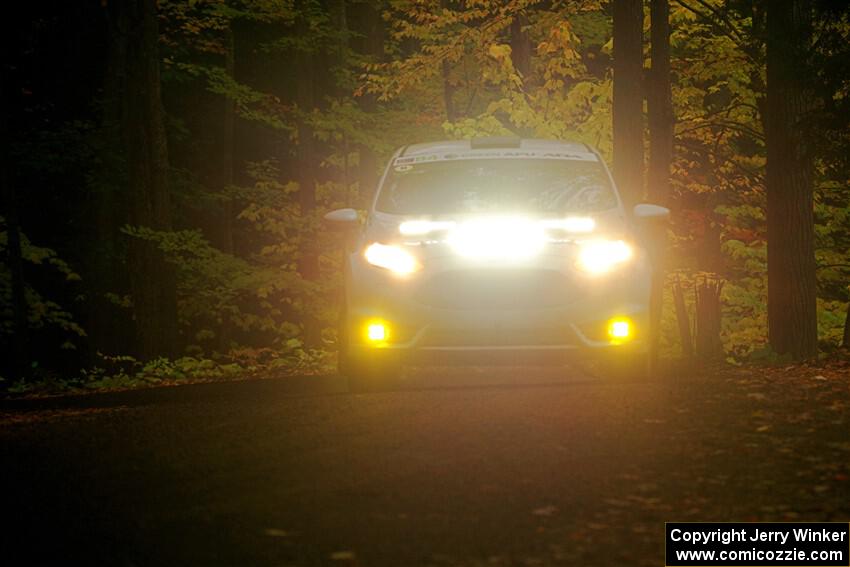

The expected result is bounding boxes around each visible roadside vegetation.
[2,1,849,395]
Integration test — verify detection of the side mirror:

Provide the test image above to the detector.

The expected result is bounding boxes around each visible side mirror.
[323,208,360,230]
[633,203,670,221]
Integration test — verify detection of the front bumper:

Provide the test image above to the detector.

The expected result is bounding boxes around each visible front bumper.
[344,248,652,365]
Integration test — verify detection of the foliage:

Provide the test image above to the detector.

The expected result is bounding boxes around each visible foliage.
[4,0,850,388]
[0,219,86,345]
[6,346,333,396]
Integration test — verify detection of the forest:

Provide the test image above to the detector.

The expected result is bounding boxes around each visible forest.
[2,0,849,390]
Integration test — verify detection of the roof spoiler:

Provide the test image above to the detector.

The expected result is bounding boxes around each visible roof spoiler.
[470,136,522,149]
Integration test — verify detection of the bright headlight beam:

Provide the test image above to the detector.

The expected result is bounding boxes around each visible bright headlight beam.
[540,217,596,233]
[447,217,546,260]
[399,220,456,236]
[575,240,633,275]
[364,243,420,275]
[405,218,593,236]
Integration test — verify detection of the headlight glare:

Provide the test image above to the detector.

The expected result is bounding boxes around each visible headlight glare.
[399,220,456,236]
[364,243,420,275]
[447,217,545,260]
[606,317,634,345]
[575,240,633,275]
[365,320,389,343]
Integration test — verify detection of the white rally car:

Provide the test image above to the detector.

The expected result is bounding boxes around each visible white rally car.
[325,137,669,390]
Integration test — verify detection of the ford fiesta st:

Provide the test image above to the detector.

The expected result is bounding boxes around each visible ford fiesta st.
[325,137,669,390]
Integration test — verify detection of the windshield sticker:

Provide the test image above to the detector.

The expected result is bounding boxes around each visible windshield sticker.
[393,150,599,167]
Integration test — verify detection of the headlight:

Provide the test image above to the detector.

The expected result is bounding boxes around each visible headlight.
[364,243,420,275]
[575,240,633,275]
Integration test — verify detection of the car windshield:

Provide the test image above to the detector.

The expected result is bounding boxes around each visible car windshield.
[376,158,617,215]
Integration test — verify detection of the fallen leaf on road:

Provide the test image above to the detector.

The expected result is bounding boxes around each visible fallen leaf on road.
[532,505,558,517]
[263,528,290,538]
[330,551,356,561]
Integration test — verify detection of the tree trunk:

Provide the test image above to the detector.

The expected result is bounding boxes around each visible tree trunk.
[612,0,645,210]
[0,82,29,381]
[646,0,674,370]
[295,6,320,346]
[694,277,724,359]
[357,0,385,204]
[329,0,351,205]
[329,0,348,77]
[295,13,317,280]
[123,0,178,359]
[766,0,818,359]
[441,55,457,123]
[672,276,694,358]
[440,0,457,122]
[218,25,235,255]
[208,24,237,354]
[647,0,673,206]
[510,11,532,79]
[88,0,131,358]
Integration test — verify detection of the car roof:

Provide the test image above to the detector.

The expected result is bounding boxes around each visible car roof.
[401,138,593,157]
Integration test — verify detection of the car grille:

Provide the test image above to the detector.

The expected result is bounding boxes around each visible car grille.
[422,326,578,347]
[414,269,575,310]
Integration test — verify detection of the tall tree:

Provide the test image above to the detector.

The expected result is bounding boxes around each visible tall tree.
[355,0,385,203]
[328,0,351,204]
[510,8,533,137]
[295,7,317,280]
[87,1,130,358]
[440,0,458,122]
[510,10,532,79]
[294,3,322,346]
[612,0,645,209]
[218,25,236,255]
[0,80,29,380]
[647,0,674,367]
[766,0,818,358]
[122,0,178,358]
[647,0,673,206]
[843,303,850,349]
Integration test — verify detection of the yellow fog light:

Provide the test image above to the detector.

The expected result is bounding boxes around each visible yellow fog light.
[607,318,632,344]
[364,320,390,345]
